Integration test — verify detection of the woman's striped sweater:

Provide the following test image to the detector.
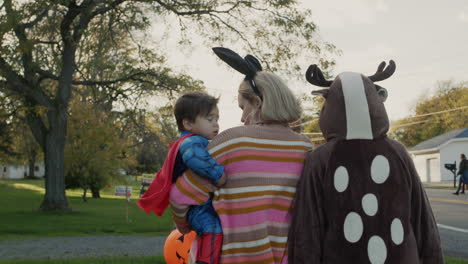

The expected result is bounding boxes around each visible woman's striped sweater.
[170,124,313,264]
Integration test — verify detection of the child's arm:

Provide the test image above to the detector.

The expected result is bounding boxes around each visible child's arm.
[180,136,225,185]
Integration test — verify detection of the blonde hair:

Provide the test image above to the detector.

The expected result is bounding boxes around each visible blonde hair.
[239,72,302,123]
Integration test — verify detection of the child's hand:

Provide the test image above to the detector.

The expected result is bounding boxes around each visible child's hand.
[216,173,227,187]
[177,225,192,234]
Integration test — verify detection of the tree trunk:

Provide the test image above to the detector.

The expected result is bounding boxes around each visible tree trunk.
[82,187,88,202]
[91,188,101,198]
[27,149,36,178]
[39,107,71,211]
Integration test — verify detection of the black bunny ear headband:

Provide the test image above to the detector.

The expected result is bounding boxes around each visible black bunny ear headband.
[212,47,263,100]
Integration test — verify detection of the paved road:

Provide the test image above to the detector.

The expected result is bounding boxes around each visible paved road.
[0,235,166,260]
[426,188,468,259]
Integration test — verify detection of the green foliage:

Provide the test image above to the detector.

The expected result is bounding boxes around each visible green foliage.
[0,120,15,162]
[300,93,326,145]
[64,100,130,199]
[389,82,468,147]
[0,94,16,162]
[115,105,178,174]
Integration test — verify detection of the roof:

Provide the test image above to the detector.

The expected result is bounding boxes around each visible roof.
[410,128,468,152]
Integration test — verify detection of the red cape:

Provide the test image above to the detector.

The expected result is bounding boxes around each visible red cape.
[137,133,193,216]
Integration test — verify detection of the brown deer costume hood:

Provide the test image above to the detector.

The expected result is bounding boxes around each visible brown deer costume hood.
[288,61,444,264]
[310,62,392,141]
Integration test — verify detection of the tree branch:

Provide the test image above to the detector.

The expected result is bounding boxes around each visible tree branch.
[153,0,245,16]
[0,57,52,107]
[34,40,60,45]
[70,71,163,86]
[25,103,48,149]
[23,8,50,29]
[72,0,127,43]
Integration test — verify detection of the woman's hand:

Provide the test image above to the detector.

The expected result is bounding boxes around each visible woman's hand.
[216,173,227,187]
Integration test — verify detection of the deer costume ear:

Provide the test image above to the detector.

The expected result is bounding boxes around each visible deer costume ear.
[368,60,395,103]
[368,60,396,82]
[375,85,388,102]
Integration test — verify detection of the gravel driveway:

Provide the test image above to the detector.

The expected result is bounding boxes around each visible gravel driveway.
[0,235,166,260]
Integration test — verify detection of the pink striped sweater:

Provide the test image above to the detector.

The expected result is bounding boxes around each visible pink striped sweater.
[170,124,313,264]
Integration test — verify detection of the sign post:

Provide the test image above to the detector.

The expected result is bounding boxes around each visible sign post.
[115,186,132,223]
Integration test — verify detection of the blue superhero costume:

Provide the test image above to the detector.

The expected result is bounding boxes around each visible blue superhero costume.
[173,131,223,235]
[174,132,224,264]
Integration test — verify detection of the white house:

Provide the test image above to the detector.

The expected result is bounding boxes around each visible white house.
[409,128,468,183]
[0,163,45,179]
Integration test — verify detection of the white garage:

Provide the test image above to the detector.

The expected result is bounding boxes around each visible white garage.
[409,128,468,183]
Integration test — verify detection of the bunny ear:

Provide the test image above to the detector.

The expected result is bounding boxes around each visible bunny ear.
[244,54,262,72]
[212,47,256,77]
[306,64,333,87]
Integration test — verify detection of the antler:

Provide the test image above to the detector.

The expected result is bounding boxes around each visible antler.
[368,60,396,82]
[305,64,333,87]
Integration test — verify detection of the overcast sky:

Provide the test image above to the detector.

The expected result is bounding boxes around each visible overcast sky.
[149,0,468,132]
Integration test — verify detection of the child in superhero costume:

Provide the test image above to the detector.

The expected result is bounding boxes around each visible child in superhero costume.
[138,92,226,264]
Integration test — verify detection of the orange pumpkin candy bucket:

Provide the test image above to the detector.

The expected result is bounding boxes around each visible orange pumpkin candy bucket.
[164,229,197,264]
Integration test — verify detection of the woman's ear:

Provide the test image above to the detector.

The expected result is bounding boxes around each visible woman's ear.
[252,95,262,109]
[182,119,193,131]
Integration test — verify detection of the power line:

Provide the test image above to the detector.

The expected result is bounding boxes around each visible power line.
[397,105,468,120]
[294,105,468,129]
[300,106,467,136]
[391,120,429,129]
[391,111,467,130]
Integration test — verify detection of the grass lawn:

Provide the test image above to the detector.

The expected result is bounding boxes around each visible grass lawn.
[0,256,466,264]
[0,178,174,240]
[0,256,165,264]
[447,258,468,264]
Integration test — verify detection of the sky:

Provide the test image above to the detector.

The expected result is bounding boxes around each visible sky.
[148,0,468,132]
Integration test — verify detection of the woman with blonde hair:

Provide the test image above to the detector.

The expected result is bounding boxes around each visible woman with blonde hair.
[169,47,312,264]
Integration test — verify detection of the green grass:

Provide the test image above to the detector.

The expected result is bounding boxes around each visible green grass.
[0,179,174,239]
[447,257,468,264]
[0,256,466,264]
[0,256,165,264]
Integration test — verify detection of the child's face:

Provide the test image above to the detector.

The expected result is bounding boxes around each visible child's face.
[185,106,220,139]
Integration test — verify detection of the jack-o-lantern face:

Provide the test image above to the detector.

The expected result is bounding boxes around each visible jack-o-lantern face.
[164,229,197,264]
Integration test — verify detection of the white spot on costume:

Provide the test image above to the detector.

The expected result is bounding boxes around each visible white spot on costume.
[362,193,378,216]
[334,166,349,193]
[371,155,390,184]
[343,212,363,243]
[391,218,404,245]
[368,235,387,264]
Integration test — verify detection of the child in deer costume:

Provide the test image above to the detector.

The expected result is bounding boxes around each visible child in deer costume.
[287,61,444,263]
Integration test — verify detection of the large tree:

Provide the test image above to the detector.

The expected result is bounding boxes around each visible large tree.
[389,81,468,147]
[0,0,335,211]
